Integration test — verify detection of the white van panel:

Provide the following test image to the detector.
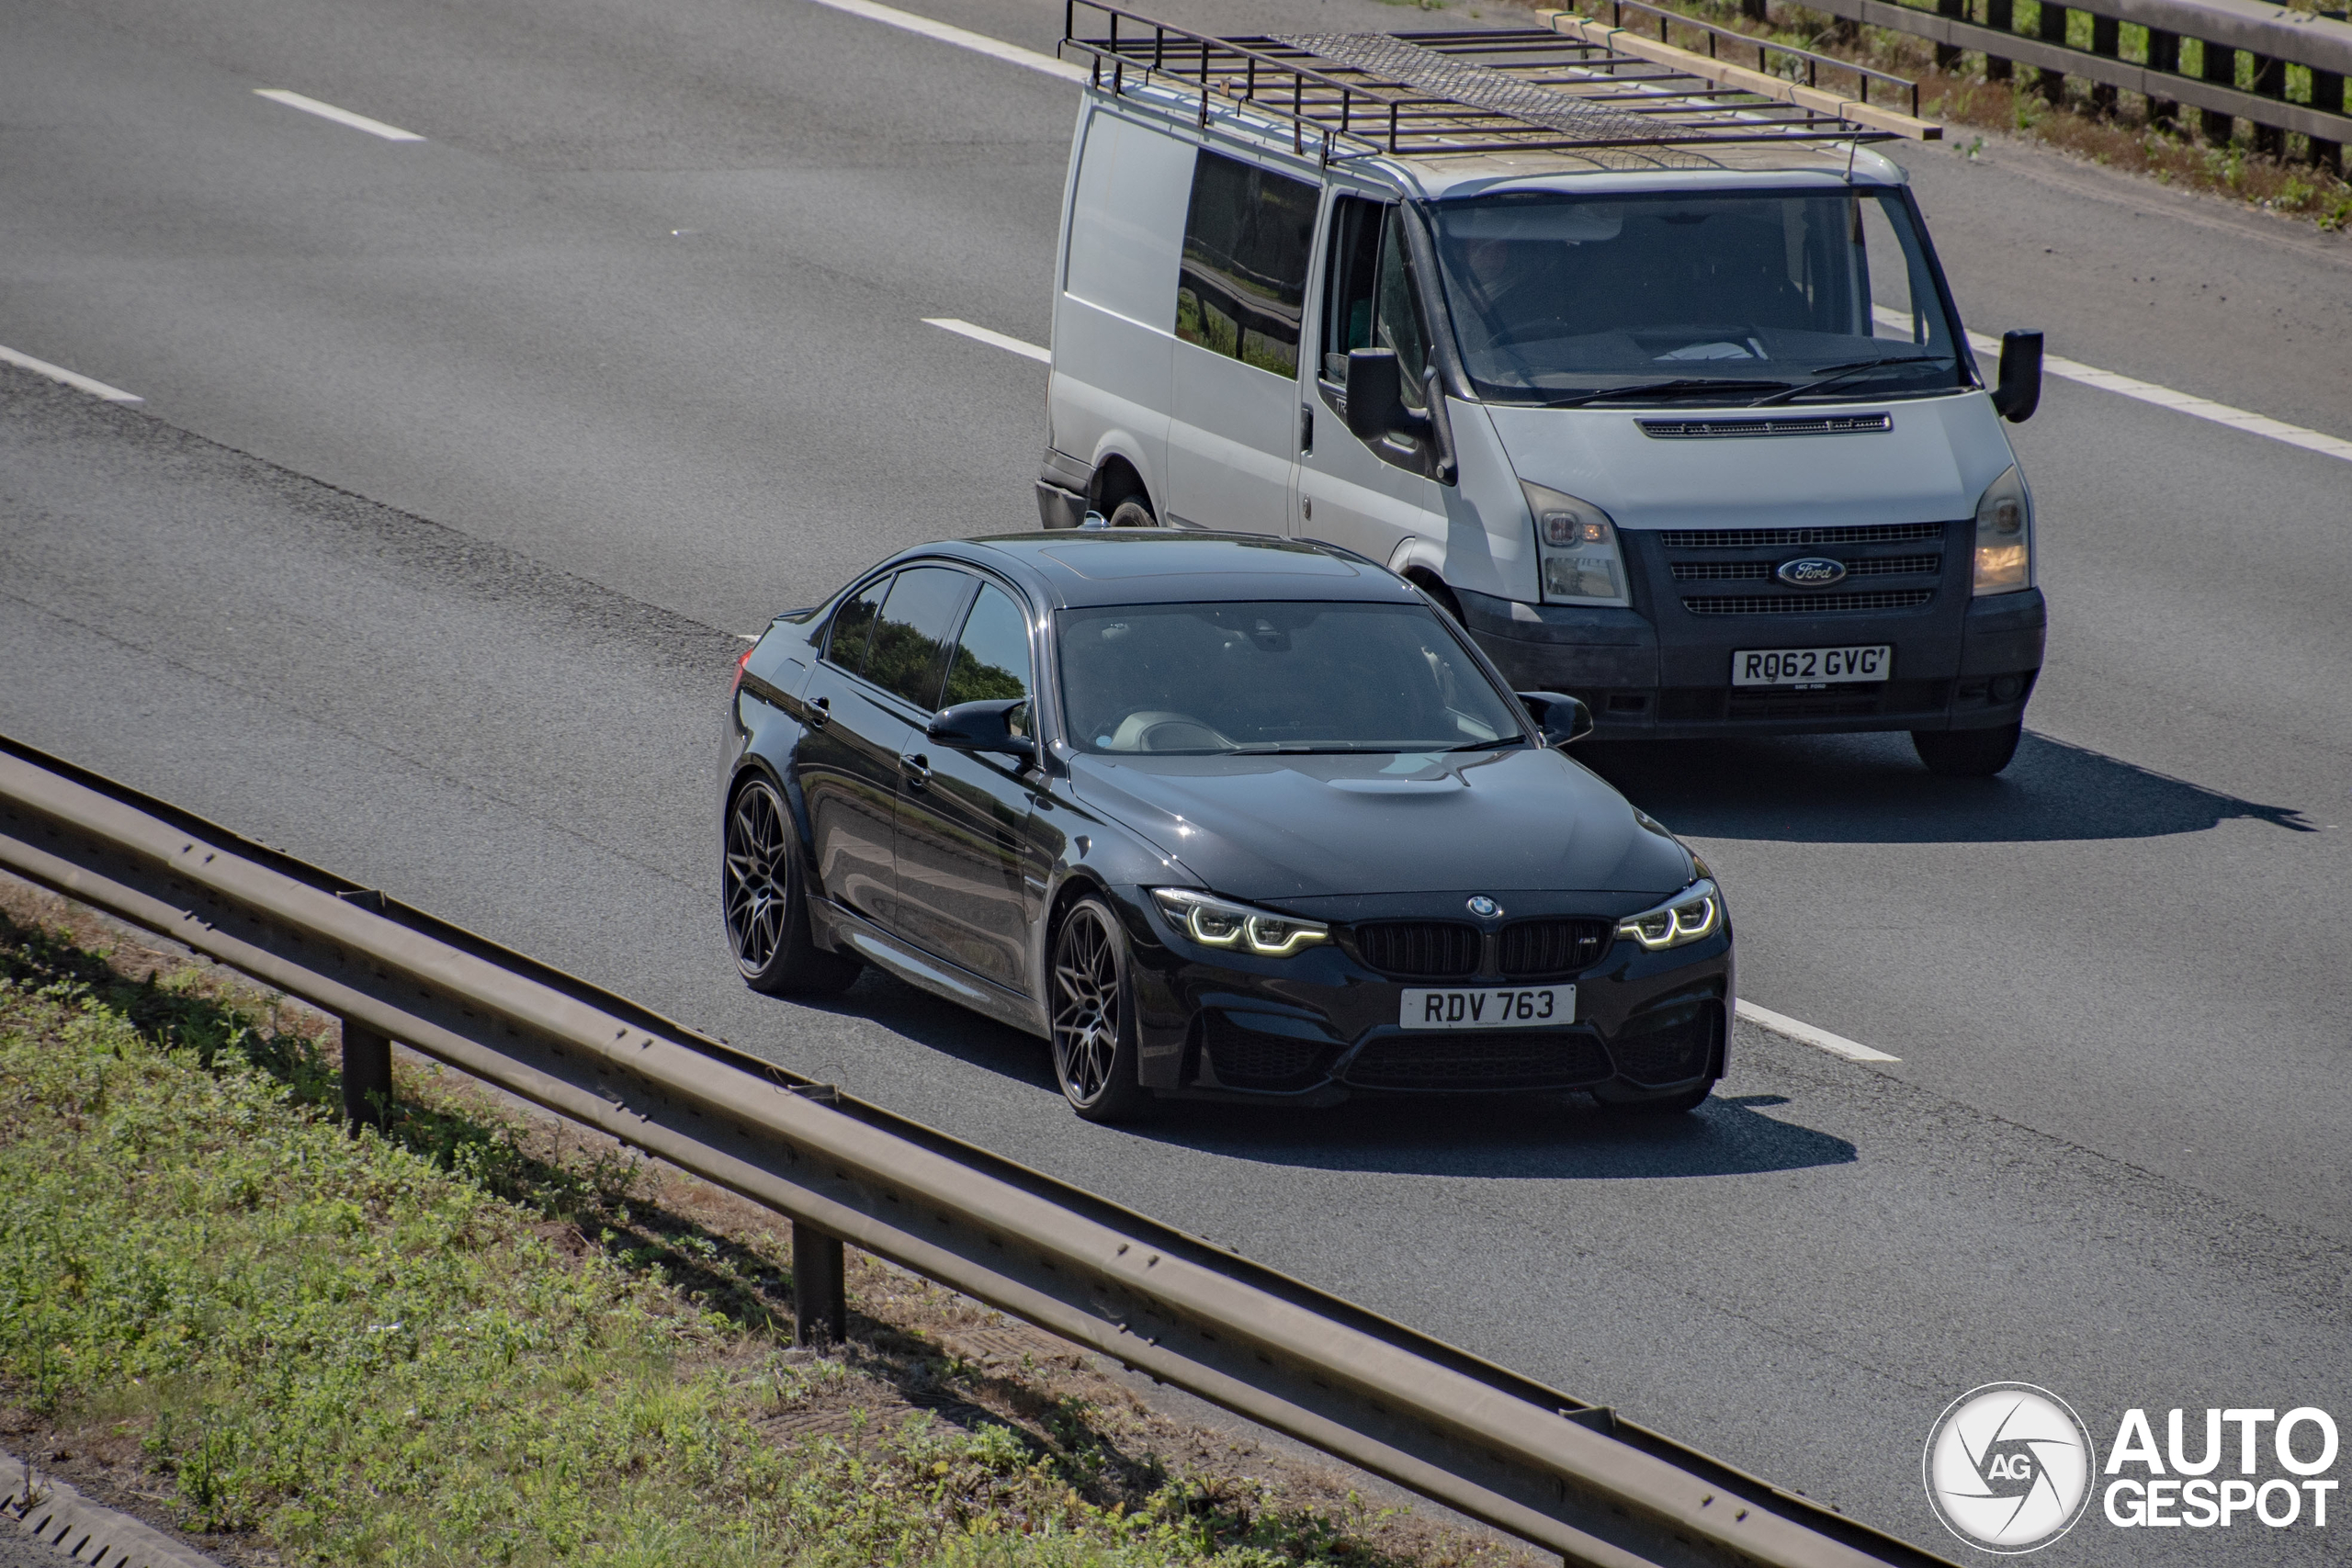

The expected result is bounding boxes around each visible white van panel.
[1168,344,1296,532]
[1052,104,1194,513]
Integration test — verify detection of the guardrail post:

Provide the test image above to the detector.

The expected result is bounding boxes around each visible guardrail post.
[1935,0,1962,71]
[1984,0,2014,81]
[2248,53,2284,155]
[2314,71,2344,171]
[2036,2,2069,101]
[2147,28,2179,125]
[2088,13,2120,114]
[2199,39,2236,142]
[791,1220,848,1347]
[340,1019,392,1131]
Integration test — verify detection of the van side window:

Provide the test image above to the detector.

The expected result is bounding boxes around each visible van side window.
[1174,151,1318,377]
[825,575,890,674]
[1322,199,1429,410]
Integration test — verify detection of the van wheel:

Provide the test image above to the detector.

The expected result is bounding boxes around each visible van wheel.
[725,778,862,996]
[1107,499,1157,529]
[1048,897,1157,1122]
[1912,720,2022,778]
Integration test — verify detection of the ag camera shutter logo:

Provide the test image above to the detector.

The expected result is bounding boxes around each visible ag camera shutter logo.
[1923,1383,2097,1552]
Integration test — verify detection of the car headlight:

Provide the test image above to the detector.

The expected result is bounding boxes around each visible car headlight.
[1616,880,1722,952]
[1149,888,1328,957]
[1522,480,1631,607]
[1973,465,2032,595]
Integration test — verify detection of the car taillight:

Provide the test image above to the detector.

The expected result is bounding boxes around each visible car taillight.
[730,644,754,694]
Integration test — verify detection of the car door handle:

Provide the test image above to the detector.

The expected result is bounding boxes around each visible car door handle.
[808,696,831,730]
[899,752,931,789]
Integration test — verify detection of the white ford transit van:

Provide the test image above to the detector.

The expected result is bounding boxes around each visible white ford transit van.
[1035,6,2047,775]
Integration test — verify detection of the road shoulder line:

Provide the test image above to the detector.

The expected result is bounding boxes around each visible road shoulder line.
[925,318,1052,362]
[0,346,141,404]
[797,0,1086,81]
[253,88,424,141]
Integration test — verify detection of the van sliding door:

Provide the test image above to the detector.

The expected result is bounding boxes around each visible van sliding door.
[1164,149,1319,534]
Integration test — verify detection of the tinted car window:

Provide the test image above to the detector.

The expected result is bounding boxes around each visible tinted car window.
[942,583,1034,724]
[865,566,975,710]
[825,575,889,673]
[1058,601,1523,754]
[1174,150,1318,377]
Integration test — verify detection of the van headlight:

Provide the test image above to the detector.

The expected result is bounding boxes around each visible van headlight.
[1972,466,2032,595]
[1150,889,1328,957]
[1523,481,1631,607]
[1617,880,1721,951]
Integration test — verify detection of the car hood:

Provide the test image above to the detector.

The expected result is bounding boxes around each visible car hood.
[1068,746,1691,904]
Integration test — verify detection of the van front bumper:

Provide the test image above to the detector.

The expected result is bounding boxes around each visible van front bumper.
[1460,584,2045,740]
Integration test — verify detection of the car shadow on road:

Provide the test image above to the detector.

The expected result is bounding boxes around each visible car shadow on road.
[1577,728,2314,844]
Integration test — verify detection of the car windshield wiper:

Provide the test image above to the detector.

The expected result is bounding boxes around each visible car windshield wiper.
[1442,736,1525,752]
[1544,378,1793,409]
[1748,355,1951,407]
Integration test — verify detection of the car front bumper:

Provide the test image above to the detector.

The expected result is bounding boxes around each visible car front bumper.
[1108,886,1733,1103]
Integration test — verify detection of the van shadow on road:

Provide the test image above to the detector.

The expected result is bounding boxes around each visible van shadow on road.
[790,974,1854,1180]
[1577,728,2314,844]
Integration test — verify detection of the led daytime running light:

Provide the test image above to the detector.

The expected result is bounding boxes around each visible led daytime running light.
[1150,889,1329,958]
[1616,880,1721,952]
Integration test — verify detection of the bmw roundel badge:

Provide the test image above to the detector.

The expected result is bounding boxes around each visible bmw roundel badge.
[1777,556,1848,587]
[1466,896,1502,919]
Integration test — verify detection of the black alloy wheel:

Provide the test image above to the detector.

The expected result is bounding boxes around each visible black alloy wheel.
[1048,897,1155,1122]
[1912,718,2023,778]
[724,777,861,996]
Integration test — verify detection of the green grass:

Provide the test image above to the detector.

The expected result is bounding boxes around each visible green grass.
[0,917,1417,1567]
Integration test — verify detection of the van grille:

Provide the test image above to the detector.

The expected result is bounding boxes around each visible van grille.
[1353,921,1480,979]
[1683,590,1936,615]
[1670,553,1939,582]
[1657,522,1944,549]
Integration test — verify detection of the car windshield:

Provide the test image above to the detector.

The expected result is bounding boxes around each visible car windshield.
[1058,602,1524,754]
[1425,186,1966,405]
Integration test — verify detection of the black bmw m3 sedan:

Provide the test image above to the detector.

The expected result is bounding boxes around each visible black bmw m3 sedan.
[721,532,1731,1122]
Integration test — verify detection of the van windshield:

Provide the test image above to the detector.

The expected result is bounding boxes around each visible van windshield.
[1425,187,1967,406]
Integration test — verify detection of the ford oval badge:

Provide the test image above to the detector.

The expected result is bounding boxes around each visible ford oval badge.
[1777,556,1848,587]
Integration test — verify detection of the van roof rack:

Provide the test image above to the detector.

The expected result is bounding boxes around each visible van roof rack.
[1059,1,1940,163]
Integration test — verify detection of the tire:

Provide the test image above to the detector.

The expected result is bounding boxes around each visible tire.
[1912,719,2023,778]
[1047,897,1157,1122]
[1106,498,1157,529]
[724,777,862,996]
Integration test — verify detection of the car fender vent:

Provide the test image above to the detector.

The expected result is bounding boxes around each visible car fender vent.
[1637,413,1893,439]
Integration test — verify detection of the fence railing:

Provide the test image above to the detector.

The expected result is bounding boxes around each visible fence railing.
[1548,0,2352,164]
[0,732,1962,1568]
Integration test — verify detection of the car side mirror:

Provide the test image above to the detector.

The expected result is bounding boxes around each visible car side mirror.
[927,698,1036,761]
[1516,691,1594,746]
[1991,330,2043,423]
[1344,348,1431,445]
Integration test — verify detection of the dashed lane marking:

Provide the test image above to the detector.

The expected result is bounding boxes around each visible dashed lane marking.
[797,0,1085,82]
[254,88,425,141]
[0,344,142,403]
[1736,1000,1901,1063]
[925,318,1052,363]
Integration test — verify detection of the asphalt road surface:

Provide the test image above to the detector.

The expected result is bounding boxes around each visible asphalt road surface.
[3,0,2348,1561]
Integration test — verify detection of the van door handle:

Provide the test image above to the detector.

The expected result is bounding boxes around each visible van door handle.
[808,696,831,730]
[899,752,932,789]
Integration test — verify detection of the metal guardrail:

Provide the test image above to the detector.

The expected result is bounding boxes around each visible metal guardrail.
[0,733,1962,1568]
[1553,0,2352,162]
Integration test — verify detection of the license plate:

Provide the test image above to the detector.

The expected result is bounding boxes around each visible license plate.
[1400,986,1572,1030]
[1731,645,1891,687]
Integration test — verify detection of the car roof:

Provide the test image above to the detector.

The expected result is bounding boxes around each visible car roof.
[895,532,1424,611]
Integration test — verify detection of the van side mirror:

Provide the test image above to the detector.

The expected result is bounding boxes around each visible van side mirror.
[1991,330,2043,423]
[1516,691,1594,746]
[1344,349,1431,445]
[927,698,1036,761]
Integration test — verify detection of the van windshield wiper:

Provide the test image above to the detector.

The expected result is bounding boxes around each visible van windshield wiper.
[1748,355,1951,407]
[1544,378,1793,409]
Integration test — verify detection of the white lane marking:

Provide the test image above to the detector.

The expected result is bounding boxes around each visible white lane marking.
[1736,1000,1901,1063]
[1871,306,2352,464]
[925,317,1051,363]
[734,632,760,642]
[254,88,424,141]
[0,344,142,403]
[797,0,1086,82]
